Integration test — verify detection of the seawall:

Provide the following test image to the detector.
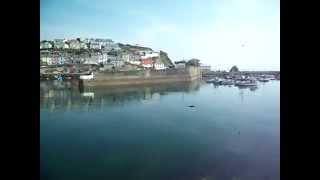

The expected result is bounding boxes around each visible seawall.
[82,66,201,87]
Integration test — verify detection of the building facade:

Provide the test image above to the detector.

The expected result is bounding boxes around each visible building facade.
[54,42,69,49]
[175,62,186,69]
[141,58,154,68]
[68,40,81,49]
[200,65,211,73]
[40,41,53,49]
[122,53,141,65]
[90,42,102,49]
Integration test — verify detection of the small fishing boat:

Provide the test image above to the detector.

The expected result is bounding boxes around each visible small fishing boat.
[206,78,223,85]
[257,78,269,82]
[80,72,94,80]
[257,74,274,82]
[235,80,257,87]
[206,79,216,83]
[221,79,234,85]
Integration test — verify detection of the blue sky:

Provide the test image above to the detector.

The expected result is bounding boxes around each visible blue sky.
[41,0,280,71]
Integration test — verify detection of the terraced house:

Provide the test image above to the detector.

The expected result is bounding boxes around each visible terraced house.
[68,40,88,49]
[54,40,69,49]
[40,41,53,49]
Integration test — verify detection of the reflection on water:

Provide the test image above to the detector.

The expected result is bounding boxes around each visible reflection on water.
[41,80,279,180]
[40,80,201,112]
[249,86,258,91]
[40,80,267,112]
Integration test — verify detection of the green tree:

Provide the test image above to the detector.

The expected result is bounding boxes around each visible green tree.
[229,65,239,72]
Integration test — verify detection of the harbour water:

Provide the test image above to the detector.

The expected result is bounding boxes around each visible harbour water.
[40,80,280,180]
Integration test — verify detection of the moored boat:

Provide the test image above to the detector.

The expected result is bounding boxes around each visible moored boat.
[257,78,269,82]
[221,79,234,85]
[206,78,223,85]
[80,72,94,80]
[206,79,216,83]
[235,79,257,87]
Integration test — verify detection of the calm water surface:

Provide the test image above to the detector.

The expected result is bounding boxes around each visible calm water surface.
[40,80,280,180]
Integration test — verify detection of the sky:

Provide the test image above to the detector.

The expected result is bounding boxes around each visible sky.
[41,0,280,71]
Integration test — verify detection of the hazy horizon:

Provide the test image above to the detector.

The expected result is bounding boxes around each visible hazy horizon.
[41,0,280,71]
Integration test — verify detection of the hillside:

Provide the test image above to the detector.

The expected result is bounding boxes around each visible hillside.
[117,43,153,52]
[159,50,174,68]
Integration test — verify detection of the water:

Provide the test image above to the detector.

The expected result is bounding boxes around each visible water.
[40,80,280,180]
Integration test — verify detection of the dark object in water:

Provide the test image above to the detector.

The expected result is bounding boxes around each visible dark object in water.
[187,105,195,108]
[238,131,240,135]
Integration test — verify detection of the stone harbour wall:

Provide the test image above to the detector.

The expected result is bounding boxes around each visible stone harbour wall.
[82,66,201,87]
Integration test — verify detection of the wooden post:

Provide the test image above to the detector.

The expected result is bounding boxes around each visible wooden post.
[78,79,84,93]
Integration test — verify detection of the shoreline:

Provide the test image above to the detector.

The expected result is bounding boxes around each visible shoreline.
[40,68,279,88]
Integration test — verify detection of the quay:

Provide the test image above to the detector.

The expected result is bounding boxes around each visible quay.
[81,66,201,87]
[40,65,202,87]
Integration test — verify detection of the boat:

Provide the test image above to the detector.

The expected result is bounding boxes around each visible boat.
[235,80,257,87]
[206,78,223,85]
[80,72,94,80]
[257,74,274,82]
[257,78,269,82]
[213,78,224,85]
[206,79,216,83]
[221,79,234,85]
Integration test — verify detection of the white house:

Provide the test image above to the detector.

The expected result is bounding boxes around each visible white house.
[99,53,108,64]
[108,55,124,68]
[68,40,88,49]
[84,52,108,65]
[40,41,53,49]
[103,39,114,46]
[138,50,153,56]
[103,39,120,50]
[141,51,159,59]
[129,59,141,65]
[90,42,102,49]
[153,58,167,70]
[54,41,69,49]
[40,57,53,65]
[83,57,98,65]
[154,62,167,70]
[122,53,141,65]
[68,40,81,49]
